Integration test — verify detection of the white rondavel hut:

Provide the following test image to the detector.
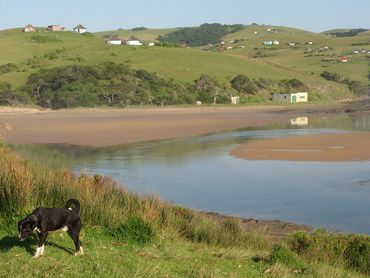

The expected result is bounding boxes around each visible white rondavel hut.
[73,24,87,34]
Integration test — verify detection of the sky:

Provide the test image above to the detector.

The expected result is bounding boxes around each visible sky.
[0,0,369,33]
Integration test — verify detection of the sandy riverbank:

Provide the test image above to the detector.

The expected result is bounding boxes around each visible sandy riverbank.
[0,106,296,147]
[230,132,370,162]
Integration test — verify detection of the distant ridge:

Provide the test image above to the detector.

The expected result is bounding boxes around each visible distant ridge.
[321,28,369,36]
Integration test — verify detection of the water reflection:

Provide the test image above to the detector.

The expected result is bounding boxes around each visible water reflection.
[10,113,370,234]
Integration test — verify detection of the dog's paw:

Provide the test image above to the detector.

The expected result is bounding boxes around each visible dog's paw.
[74,246,84,256]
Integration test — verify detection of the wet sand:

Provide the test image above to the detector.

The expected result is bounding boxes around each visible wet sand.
[0,106,293,147]
[230,132,370,161]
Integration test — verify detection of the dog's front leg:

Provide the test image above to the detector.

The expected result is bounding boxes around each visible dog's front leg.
[35,232,48,258]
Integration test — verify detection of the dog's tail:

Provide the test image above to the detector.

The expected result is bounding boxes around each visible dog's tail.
[65,199,80,213]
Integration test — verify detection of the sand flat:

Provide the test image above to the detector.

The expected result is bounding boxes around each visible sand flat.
[0,106,292,147]
[230,132,370,161]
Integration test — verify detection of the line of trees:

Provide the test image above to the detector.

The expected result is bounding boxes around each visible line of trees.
[0,62,313,108]
[321,71,368,96]
[157,23,244,47]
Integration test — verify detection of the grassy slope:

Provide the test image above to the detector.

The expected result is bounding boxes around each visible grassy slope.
[1,228,365,278]
[0,27,353,100]
[0,227,266,278]
[221,25,370,84]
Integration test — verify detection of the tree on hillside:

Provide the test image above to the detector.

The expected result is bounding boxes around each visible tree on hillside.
[157,23,244,47]
[195,74,222,104]
[230,74,258,94]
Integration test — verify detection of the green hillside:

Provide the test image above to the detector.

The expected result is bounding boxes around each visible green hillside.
[0,24,369,107]
[220,24,370,84]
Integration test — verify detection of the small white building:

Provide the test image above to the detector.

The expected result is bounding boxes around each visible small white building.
[273,92,308,103]
[73,24,87,34]
[23,24,36,32]
[264,40,273,45]
[105,35,123,45]
[230,96,240,104]
[272,40,280,45]
[125,36,142,46]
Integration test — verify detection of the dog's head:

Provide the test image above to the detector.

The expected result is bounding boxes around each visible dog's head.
[18,215,37,241]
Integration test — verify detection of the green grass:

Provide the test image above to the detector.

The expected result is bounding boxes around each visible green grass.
[0,26,363,101]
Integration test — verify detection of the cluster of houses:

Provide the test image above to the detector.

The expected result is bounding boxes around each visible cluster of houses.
[23,24,87,34]
[219,39,245,50]
[353,49,370,54]
[104,35,154,46]
[263,40,280,45]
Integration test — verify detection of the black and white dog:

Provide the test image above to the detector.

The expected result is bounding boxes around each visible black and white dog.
[18,199,83,257]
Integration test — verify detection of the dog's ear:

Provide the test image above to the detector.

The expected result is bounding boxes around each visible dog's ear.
[27,215,37,229]
[18,219,26,231]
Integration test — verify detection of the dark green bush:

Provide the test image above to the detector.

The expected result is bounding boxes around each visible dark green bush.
[0,63,16,74]
[344,236,370,274]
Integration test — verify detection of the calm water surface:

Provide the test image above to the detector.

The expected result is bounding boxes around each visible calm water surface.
[12,114,370,234]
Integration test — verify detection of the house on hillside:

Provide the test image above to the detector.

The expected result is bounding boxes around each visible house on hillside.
[125,36,142,46]
[273,92,308,103]
[48,25,64,32]
[272,40,280,45]
[264,40,273,45]
[23,24,36,32]
[73,24,87,34]
[340,56,348,63]
[105,35,124,45]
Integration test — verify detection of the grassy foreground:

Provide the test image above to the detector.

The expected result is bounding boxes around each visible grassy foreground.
[0,146,369,277]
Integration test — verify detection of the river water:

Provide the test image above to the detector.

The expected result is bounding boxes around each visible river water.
[12,113,370,234]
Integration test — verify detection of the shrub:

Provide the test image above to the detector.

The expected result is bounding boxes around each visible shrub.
[112,216,155,244]
[230,74,258,94]
[344,236,370,274]
[289,231,311,254]
[30,35,62,43]
[132,27,148,31]
[268,244,308,270]
[0,63,16,74]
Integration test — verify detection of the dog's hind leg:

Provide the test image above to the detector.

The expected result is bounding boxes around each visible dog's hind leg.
[67,229,83,256]
[35,232,48,258]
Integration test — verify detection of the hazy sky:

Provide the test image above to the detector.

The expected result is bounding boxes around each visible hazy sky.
[0,0,369,32]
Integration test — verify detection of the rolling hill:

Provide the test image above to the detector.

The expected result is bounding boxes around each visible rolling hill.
[0,24,369,105]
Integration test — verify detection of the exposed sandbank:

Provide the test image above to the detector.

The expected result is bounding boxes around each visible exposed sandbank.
[230,132,370,161]
[0,106,293,147]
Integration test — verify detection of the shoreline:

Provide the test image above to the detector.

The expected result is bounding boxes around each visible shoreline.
[2,102,369,237]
